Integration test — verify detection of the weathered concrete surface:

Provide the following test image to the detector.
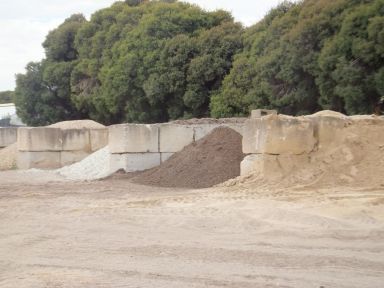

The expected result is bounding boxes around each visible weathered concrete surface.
[243,114,316,155]
[109,124,159,154]
[240,153,310,177]
[17,151,61,169]
[109,154,126,173]
[62,129,90,152]
[308,115,349,150]
[159,124,194,153]
[0,127,17,147]
[90,129,108,151]
[17,127,62,152]
[240,154,279,177]
[160,152,174,163]
[60,151,90,167]
[110,153,161,172]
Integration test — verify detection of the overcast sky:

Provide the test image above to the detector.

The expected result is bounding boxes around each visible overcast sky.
[0,0,283,91]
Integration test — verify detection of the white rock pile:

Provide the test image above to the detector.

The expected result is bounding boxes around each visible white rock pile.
[57,146,112,180]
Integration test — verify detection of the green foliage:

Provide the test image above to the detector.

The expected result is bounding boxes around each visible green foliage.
[212,0,384,116]
[71,1,242,124]
[15,14,86,126]
[43,14,86,62]
[14,0,384,125]
[0,91,14,104]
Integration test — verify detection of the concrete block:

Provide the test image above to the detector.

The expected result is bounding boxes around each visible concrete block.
[308,115,349,150]
[193,124,220,141]
[159,124,194,152]
[109,153,127,173]
[61,151,90,167]
[251,109,277,118]
[17,127,62,152]
[109,124,159,154]
[0,127,17,147]
[160,152,174,163]
[240,153,310,177]
[90,128,108,151]
[243,114,316,155]
[109,153,161,172]
[62,129,90,151]
[240,154,280,177]
[17,151,61,169]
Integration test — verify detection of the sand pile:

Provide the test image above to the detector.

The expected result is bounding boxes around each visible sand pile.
[48,120,105,129]
[132,127,244,188]
[0,143,17,171]
[57,146,111,180]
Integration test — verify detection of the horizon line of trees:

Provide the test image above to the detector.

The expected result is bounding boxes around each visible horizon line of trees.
[10,0,384,126]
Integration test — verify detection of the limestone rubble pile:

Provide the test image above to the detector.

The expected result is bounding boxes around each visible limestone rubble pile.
[57,146,111,181]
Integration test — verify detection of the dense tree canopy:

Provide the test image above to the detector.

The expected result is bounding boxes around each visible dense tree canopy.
[14,0,384,126]
[70,1,241,124]
[211,0,384,117]
[15,14,86,126]
[0,91,14,104]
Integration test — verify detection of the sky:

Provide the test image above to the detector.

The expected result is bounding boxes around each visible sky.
[0,0,283,91]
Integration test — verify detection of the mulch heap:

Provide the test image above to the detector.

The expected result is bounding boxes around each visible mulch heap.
[131,127,244,189]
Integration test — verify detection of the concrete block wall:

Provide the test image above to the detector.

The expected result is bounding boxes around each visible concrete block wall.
[0,127,17,148]
[241,110,316,177]
[16,127,108,169]
[240,109,359,177]
[108,122,244,172]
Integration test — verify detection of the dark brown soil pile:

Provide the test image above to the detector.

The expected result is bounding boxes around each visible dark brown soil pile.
[132,127,244,189]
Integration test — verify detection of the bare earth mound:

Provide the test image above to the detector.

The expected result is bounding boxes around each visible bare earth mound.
[132,127,244,188]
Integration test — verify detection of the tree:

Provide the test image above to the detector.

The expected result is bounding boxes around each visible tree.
[15,14,86,125]
[212,0,384,117]
[71,1,242,124]
[0,91,14,104]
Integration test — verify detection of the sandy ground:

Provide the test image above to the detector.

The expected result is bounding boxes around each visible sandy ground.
[0,170,384,288]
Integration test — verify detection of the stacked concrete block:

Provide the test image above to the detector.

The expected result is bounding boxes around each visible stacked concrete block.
[241,111,315,176]
[0,127,17,148]
[18,127,62,152]
[62,129,91,152]
[90,129,109,151]
[17,151,62,170]
[159,124,194,153]
[241,153,310,179]
[307,115,349,150]
[160,152,174,163]
[110,153,161,173]
[61,151,90,167]
[109,124,159,153]
[109,124,162,172]
[243,114,316,155]
[108,121,245,173]
[16,126,109,169]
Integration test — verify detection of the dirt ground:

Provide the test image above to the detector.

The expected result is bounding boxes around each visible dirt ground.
[1,170,384,288]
